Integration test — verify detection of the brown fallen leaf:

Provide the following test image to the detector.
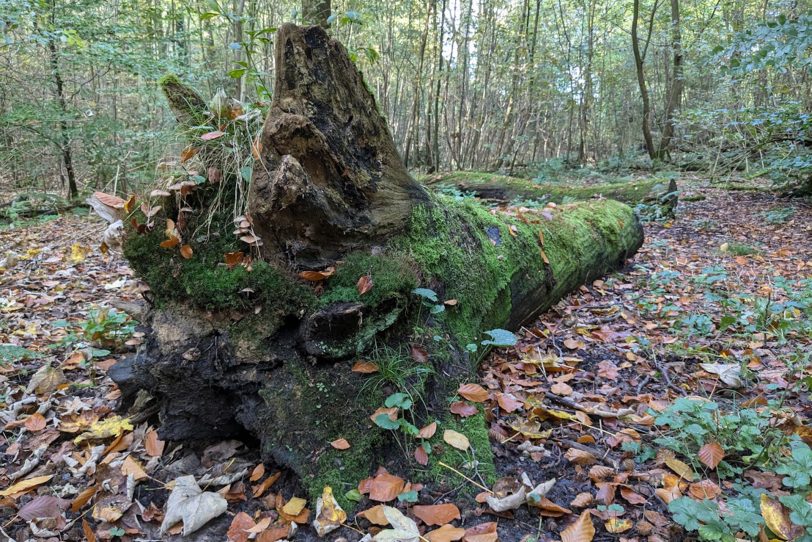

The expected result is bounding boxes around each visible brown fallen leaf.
[561,510,596,542]
[697,442,725,469]
[0,475,54,497]
[252,472,281,498]
[144,428,165,457]
[227,512,255,542]
[450,401,478,417]
[368,472,406,502]
[357,274,373,295]
[665,457,696,481]
[495,393,522,413]
[414,445,429,466]
[413,503,461,526]
[352,361,379,373]
[70,486,98,512]
[463,521,498,542]
[180,244,193,259]
[427,524,466,542]
[418,422,437,439]
[358,504,390,526]
[443,430,470,451]
[689,479,722,500]
[330,438,350,450]
[24,412,46,432]
[249,464,265,483]
[458,383,489,403]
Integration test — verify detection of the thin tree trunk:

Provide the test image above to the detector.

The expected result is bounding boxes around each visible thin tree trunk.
[632,0,656,160]
[656,0,683,160]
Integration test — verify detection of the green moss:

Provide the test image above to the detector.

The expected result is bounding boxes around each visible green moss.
[123,225,315,313]
[425,170,665,204]
[420,410,496,497]
[320,251,418,308]
[392,194,548,347]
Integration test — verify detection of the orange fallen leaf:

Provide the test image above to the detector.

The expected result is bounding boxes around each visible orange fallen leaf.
[698,442,725,470]
[457,383,488,403]
[413,503,461,526]
[464,521,498,542]
[352,361,379,373]
[414,445,429,466]
[368,472,405,502]
[561,510,595,542]
[144,428,165,457]
[418,422,437,439]
[250,463,265,482]
[227,512,255,542]
[331,438,350,450]
[357,274,373,295]
[180,244,193,259]
[357,504,389,526]
[252,471,281,498]
[426,524,466,542]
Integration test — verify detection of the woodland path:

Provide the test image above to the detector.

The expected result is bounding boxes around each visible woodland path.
[0,177,810,541]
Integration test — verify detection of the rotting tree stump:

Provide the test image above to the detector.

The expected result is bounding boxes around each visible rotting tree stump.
[112,24,645,508]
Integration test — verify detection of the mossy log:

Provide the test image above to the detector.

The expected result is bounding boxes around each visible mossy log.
[112,24,644,509]
[424,171,679,215]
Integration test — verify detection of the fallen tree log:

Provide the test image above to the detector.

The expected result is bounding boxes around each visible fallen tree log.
[424,171,679,216]
[111,24,644,509]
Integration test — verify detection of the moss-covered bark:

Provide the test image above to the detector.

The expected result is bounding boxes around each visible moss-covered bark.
[116,192,642,509]
[424,171,678,214]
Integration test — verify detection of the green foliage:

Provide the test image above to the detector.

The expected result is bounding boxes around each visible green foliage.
[0,344,42,365]
[79,308,135,348]
[661,396,812,541]
[654,398,791,476]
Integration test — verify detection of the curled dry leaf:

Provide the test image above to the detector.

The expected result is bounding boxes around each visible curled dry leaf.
[201,130,225,141]
[457,383,489,403]
[357,274,374,295]
[180,244,193,259]
[144,428,165,457]
[299,267,335,281]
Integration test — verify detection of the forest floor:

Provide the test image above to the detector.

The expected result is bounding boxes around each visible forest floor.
[1,176,811,542]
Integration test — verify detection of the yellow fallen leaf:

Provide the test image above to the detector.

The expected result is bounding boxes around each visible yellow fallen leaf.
[443,430,470,451]
[760,494,794,541]
[0,474,53,497]
[282,496,307,517]
[605,518,633,533]
[74,415,133,444]
[665,457,696,482]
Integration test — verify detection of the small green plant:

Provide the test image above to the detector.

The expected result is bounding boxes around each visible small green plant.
[723,242,760,256]
[762,207,795,224]
[79,308,135,348]
[653,398,790,477]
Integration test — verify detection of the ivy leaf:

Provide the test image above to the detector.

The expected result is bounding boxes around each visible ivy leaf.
[669,498,720,532]
[374,414,401,430]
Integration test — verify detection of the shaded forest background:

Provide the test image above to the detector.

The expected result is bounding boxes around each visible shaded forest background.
[0,0,809,198]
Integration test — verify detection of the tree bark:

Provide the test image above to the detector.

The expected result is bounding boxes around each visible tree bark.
[632,0,657,161]
[114,24,645,509]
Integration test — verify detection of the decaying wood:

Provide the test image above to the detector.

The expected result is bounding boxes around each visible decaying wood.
[248,24,428,269]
